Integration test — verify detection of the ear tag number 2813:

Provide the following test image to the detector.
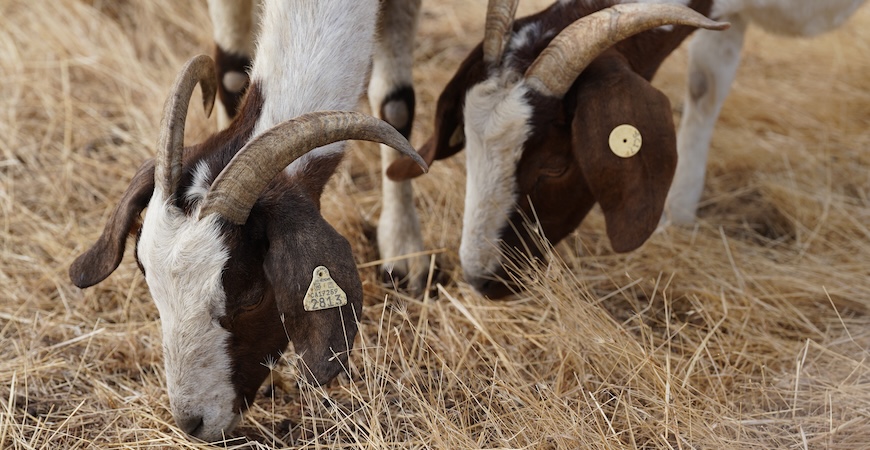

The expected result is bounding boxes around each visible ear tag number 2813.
[303,266,348,312]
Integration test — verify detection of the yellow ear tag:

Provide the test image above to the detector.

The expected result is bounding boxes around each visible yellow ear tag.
[303,266,348,312]
[608,124,642,158]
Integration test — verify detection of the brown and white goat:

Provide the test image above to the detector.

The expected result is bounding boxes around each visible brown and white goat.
[207,0,432,293]
[69,0,425,442]
[388,0,728,298]
[664,0,867,224]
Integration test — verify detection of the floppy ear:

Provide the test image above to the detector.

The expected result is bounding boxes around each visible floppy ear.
[571,54,676,252]
[386,46,487,181]
[262,198,363,384]
[69,159,155,288]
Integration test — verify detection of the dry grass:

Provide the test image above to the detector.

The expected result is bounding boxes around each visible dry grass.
[2,0,869,448]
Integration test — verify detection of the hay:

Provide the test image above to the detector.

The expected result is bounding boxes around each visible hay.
[1,0,868,448]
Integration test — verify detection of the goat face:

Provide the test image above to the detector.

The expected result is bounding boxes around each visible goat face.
[70,56,424,441]
[133,176,360,440]
[388,1,726,298]
[71,137,363,442]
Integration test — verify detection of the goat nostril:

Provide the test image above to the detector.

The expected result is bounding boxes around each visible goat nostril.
[479,279,495,291]
[467,275,495,294]
[177,415,205,437]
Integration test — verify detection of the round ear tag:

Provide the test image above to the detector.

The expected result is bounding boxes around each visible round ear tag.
[608,124,642,158]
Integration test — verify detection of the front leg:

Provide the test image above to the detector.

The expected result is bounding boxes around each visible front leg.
[665,15,748,225]
[370,0,429,293]
[207,0,258,129]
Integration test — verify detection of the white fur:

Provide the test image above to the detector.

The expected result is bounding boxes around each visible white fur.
[250,0,379,178]
[460,76,533,281]
[137,186,237,441]
[664,0,866,224]
[183,162,212,206]
[207,0,260,55]
[369,0,428,291]
[711,0,866,36]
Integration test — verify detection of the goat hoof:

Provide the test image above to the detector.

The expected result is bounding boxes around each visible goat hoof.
[379,261,447,298]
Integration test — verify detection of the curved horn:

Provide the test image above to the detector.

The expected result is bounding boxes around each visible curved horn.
[199,111,428,224]
[154,54,217,198]
[524,3,729,98]
[482,0,520,68]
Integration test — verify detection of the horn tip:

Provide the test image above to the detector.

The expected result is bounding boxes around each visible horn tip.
[203,95,216,119]
[408,150,429,173]
[708,20,731,31]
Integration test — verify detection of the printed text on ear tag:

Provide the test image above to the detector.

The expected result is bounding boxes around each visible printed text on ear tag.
[608,124,642,158]
[304,266,348,311]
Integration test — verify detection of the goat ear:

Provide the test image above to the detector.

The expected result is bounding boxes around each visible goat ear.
[290,153,345,207]
[571,55,676,252]
[384,88,464,181]
[69,160,155,288]
[386,47,487,181]
[612,0,714,80]
[262,202,363,384]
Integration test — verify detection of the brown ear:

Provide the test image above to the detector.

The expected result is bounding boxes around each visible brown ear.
[386,46,487,181]
[263,200,363,384]
[571,55,676,252]
[69,160,155,288]
[613,0,714,80]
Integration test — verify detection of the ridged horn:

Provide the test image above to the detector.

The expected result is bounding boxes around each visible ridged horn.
[199,111,428,224]
[154,54,217,198]
[524,3,729,98]
[483,0,520,68]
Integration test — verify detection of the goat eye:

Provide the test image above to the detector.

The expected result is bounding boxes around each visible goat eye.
[218,316,232,330]
[539,165,568,179]
[240,296,264,312]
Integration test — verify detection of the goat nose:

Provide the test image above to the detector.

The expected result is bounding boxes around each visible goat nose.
[175,415,204,437]
[465,274,514,299]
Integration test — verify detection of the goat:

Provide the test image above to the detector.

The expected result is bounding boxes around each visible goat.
[207,0,433,293]
[69,0,425,442]
[387,0,728,298]
[663,0,867,224]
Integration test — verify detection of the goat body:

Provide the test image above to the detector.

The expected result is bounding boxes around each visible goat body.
[666,0,866,223]
[208,0,432,293]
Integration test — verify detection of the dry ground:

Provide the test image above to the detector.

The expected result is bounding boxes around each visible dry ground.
[1,0,869,448]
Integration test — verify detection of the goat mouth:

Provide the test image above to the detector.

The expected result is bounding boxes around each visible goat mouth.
[465,268,519,299]
[478,279,517,299]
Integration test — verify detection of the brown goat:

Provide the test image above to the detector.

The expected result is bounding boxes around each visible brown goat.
[388,0,728,298]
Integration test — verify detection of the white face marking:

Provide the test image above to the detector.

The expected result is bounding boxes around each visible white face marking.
[460,75,533,281]
[137,187,238,441]
[183,162,212,206]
